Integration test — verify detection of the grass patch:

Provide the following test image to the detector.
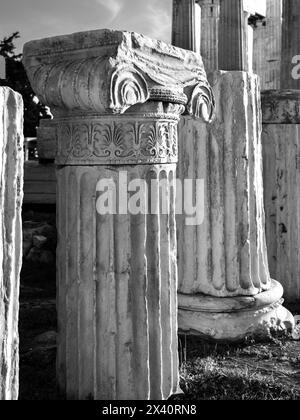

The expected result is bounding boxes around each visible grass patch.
[175,336,300,400]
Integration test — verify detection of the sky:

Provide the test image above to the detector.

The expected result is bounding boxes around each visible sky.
[0,0,173,53]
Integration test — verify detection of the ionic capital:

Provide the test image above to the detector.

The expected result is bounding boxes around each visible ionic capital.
[23,29,215,122]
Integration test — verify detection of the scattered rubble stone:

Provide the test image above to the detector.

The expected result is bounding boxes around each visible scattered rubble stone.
[22,217,56,267]
[34,331,57,346]
[33,235,47,249]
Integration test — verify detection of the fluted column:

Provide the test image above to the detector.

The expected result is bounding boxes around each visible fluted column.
[281,0,300,89]
[172,0,196,51]
[0,87,23,399]
[23,29,213,400]
[177,71,294,341]
[197,0,220,73]
[253,0,282,90]
[218,0,248,71]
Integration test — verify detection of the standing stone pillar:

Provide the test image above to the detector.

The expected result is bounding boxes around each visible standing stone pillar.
[177,71,294,341]
[261,1,300,303]
[253,0,282,90]
[23,29,213,400]
[262,94,300,303]
[0,87,23,400]
[172,0,196,51]
[281,0,300,89]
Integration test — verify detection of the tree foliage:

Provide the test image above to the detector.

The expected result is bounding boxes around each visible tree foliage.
[0,32,50,137]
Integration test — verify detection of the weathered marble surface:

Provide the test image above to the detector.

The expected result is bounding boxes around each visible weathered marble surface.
[178,71,270,298]
[23,29,215,400]
[262,90,300,124]
[57,162,179,399]
[54,101,184,400]
[177,71,294,340]
[0,87,24,399]
[179,281,294,341]
[262,90,300,303]
[23,29,214,120]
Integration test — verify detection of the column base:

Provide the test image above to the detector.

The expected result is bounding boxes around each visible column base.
[178,280,295,342]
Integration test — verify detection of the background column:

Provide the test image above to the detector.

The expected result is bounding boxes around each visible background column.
[218,0,248,71]
[172,0,196,51]
[197,0,220,73]
[177,71,294,340]
[253,0,282,90]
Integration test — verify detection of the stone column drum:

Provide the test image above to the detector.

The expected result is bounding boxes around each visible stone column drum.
[23,29,214,399]
[0,87,24,400]
[177,71,294,341]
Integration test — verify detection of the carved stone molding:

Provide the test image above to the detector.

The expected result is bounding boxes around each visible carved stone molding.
[261,89,300,124]
[178,280,294,341]
[54,114,179,165]
[23,29,215,122]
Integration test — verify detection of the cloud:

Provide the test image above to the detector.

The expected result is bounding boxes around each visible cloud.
[95,0,123,22]
[0,0,173,52]
[108,0,172,42]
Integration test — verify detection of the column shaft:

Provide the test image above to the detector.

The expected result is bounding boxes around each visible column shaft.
[197,0,220,73]
[172,0,196,51]
[57,158,179,399]
[218,0,248,71]
[56,111,181,400]
[177,71,294,341]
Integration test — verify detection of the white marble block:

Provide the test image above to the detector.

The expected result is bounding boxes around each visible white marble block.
[0,87,24,400]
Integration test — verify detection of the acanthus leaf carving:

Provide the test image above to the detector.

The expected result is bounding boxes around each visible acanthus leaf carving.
[54,116,178,165]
